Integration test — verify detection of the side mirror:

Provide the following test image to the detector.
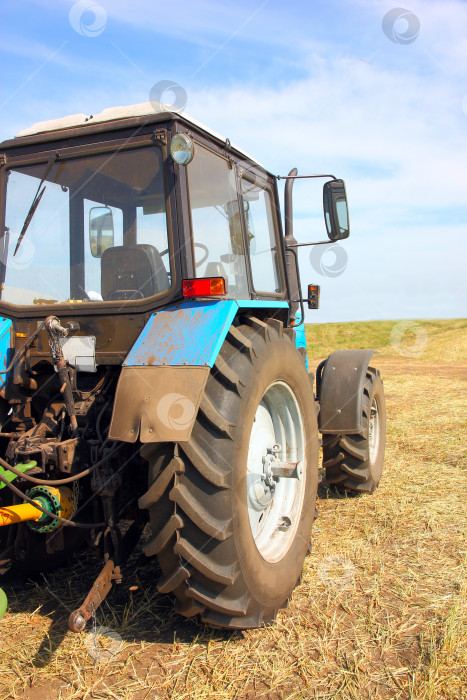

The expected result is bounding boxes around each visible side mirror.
[89,206,114,258]
[323,180,350,241]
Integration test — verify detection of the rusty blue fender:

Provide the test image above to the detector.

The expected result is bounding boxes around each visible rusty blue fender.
[109,300,291,443]
[123,300,290,368]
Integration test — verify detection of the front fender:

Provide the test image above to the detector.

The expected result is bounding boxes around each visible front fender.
[317,349,376,434]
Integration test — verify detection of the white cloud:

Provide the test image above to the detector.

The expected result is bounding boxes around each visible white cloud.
[184,55,467,214]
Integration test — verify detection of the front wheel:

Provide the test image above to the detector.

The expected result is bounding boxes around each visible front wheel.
[323,367,386,494]
[139,317,319,628]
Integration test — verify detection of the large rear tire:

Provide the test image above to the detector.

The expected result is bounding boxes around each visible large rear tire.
[139,317,319,628]
[323,367,386,494]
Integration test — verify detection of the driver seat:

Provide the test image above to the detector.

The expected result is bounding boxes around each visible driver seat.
[101,244,169,301]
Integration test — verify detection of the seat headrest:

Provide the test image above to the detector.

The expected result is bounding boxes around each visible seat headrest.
[101,244,169,301]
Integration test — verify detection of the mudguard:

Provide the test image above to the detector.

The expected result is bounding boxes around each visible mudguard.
[317,349,376,435]
[109,300,290,443]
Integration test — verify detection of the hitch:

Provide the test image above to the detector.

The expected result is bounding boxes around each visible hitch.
[68,559,119,633]
[68,519,146,633]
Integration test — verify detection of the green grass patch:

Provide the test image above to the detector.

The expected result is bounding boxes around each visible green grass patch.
[305,318,467,362]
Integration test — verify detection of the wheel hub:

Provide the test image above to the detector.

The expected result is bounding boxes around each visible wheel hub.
[248,442,303,512]
[246,382,306,563]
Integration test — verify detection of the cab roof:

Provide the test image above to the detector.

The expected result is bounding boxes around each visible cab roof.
[6,101,263,168]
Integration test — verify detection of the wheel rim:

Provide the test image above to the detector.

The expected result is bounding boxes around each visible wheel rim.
[246,381,306,564]
[368,397,380,465]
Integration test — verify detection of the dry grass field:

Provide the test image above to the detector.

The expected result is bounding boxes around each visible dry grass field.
[0,319,465,700]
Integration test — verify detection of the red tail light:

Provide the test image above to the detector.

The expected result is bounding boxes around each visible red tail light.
[182,277,226,298]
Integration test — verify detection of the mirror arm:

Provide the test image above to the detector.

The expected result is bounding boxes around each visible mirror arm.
[286,240,332,248]
[284,245,306,331]
[277,174,337,181]
[284,167,297,240]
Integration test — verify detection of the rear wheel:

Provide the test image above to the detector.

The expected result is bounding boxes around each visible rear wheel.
[139,317,319,628]
[323,367,386,494]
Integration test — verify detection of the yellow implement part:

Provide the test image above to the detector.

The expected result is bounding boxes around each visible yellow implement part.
[0,501,43,526]
[0,486,74,530]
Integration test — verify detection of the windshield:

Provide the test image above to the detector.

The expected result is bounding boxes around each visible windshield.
[1,146,171,305]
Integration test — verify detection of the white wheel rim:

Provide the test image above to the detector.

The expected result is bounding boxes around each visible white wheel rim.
[368,397,380,465]
[246,381,306,563]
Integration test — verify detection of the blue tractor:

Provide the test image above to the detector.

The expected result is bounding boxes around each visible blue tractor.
[0,104,386,629]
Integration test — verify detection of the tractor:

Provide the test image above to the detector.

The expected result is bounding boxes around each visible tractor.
[0,103,386,629]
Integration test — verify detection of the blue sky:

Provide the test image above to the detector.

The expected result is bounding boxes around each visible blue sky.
[1,0,466,322]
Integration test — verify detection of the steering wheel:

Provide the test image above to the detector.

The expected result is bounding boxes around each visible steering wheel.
[159,243,209,269]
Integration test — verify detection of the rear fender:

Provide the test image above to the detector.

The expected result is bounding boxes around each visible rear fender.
[317,349,376,435]
[109,300,290,443]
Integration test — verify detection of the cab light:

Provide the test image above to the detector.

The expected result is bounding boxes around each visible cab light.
[170,134,194,165]
[182,277,226,297]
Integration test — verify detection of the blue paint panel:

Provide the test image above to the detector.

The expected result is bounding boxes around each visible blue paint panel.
[0,317,12,390]
[124,301,238,367]
[292,310,308,371]
[237,300,289,310]
[124,300,290,368]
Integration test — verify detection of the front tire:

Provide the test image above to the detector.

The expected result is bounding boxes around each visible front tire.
[139,316,319,628]
[323,367,386,494]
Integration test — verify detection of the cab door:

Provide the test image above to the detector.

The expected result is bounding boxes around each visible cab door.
[238,170,286,299]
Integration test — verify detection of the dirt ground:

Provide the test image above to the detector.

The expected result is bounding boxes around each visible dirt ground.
[0,348,466,699]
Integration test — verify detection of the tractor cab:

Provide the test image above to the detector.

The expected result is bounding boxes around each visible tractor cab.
[0,102,348,322]
[0,104,293,317]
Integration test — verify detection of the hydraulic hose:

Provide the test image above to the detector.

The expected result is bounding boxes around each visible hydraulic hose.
[0,443,123,486]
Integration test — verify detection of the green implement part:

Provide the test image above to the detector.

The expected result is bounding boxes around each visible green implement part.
[0,588,7,619]
[0,461,37,489]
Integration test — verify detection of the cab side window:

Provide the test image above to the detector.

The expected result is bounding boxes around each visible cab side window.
[242,178,282,294]
[187,145,249,298]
